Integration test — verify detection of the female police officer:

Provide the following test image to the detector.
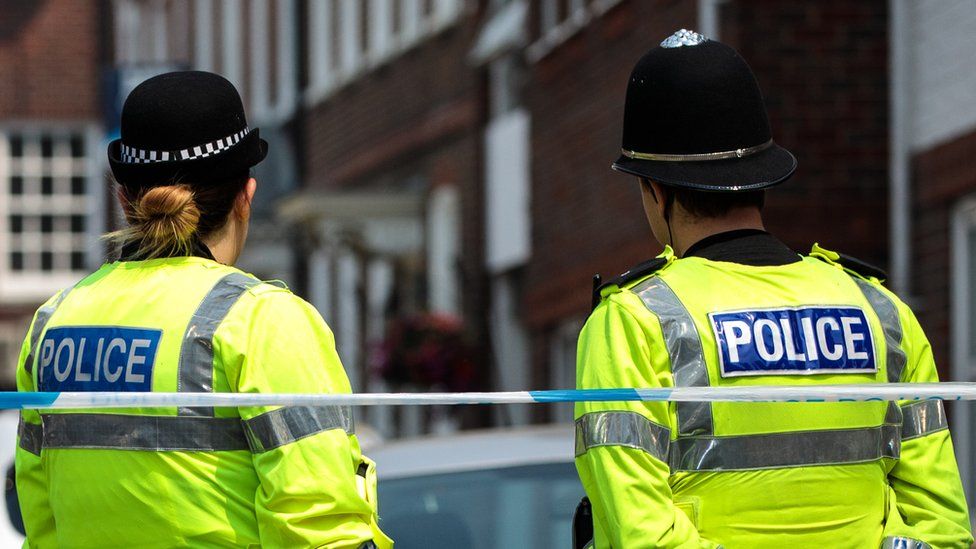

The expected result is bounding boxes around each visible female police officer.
[15,71,392,548]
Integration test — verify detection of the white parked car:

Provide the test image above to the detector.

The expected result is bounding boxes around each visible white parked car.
[369,425,584,548]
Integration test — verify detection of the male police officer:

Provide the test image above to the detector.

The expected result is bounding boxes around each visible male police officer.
[574,30,972,548]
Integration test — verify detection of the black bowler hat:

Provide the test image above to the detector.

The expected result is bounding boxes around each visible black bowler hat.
[107,71,267,189]
[612,30,796,191]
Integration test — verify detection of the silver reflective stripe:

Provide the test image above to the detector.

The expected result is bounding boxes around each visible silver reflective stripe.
[670,423,901,472]
[901,400,948,441]
[575,411,670,462]
[24,285,75,375]
[41,413,249,451]
[18,415,42,456]
[881,536,932,549]
[853,279,906,383]
[633,277,713,436]
[244,406,353,453]
[177,273,260,416]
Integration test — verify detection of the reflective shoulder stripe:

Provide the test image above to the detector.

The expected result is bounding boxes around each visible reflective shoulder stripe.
[901,400,948,441]
[852,278,907,383]
[177,272,261,417]
[24,284,76,376]
[631,277,713,436]
[18,415,42,456]
[40,413,249,452]
[244,405,354,453]
[670,422,901,472]
[881,536,932,549]
[574,411,670,463]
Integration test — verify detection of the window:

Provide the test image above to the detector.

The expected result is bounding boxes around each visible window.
[527,0,623,62]
[306,0,464,103]
[0,128,99,301]
[951,196,976,523]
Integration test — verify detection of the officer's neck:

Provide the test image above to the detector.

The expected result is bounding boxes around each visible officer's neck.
[670,207,766,258]
[203,219,246,266]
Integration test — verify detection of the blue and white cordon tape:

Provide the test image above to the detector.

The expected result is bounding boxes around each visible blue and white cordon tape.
[2,383,976,409]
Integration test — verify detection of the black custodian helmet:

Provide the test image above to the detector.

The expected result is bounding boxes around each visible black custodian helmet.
[612,29,796,192]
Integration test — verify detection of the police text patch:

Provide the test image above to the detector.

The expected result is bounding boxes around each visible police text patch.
[37,327,161,391]
[710,307,876,377]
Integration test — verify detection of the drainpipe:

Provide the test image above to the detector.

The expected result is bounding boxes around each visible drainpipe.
[889,0,911,297]
[697,0,726,39]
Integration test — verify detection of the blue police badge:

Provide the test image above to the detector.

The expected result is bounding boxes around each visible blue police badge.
[710,307,876,377]
[37,326,162,391]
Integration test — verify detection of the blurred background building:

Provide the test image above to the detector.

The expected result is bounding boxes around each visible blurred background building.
[1,0,975,513]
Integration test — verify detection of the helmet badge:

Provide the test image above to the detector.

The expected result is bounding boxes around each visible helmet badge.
[660,29,709,48]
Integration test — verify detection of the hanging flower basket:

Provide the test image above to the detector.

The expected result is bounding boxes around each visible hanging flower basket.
[375,313,477,392]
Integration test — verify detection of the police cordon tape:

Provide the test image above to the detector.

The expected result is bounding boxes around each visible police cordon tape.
[3,383,976,409]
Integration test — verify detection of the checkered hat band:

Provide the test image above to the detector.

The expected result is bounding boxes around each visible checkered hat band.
[120,128,250,164]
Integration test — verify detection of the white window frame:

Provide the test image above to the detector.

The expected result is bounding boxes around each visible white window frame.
[249,0,272,120]
[244,0,298,123]
[399,0,422,45]
[304,0,465,107]
[426,185,460,315]
[306,0,335,102]
[368,0,394,62]
[527,0,625,63]
[432,0,463,26]
[221,0,243,88]
[951,196,976,520]
[339,0,363,77]
[0,125,103,303]
[275,0,298,119]
[194,0,215,71]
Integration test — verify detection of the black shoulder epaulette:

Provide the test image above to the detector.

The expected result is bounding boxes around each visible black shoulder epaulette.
[835,253,887,281]
[813,251,888,281]
[599,257,668,294]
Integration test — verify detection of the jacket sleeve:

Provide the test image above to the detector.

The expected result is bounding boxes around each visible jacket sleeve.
[15,301,57,549]
[222,290,392,549]
[575,294,718,549]
[882,297,973,547]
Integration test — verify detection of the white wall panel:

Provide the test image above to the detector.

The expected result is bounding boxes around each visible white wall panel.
[485,108,531,272]
[910,0,976,150]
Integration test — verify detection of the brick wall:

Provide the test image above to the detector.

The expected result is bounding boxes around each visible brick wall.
[721,0,889,263]
[523,0,696,330]
[913,129,976,379]
[0,0,101,119]
[304,20,481,190]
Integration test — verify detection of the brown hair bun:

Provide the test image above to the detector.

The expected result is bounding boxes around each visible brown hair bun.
[108,184,201,259]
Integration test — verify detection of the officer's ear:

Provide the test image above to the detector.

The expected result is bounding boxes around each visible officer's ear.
[640,178,658,204]
[645,179,672,220]
[233,178,257,221]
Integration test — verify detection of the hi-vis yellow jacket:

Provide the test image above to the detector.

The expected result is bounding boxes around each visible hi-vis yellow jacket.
[15,256,393,549]
[575,245,972,548]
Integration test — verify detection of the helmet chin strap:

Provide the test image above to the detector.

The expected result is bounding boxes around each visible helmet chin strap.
[663,189,676,254]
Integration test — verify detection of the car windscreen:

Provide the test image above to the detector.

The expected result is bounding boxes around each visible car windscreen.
[377,461,583,548]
